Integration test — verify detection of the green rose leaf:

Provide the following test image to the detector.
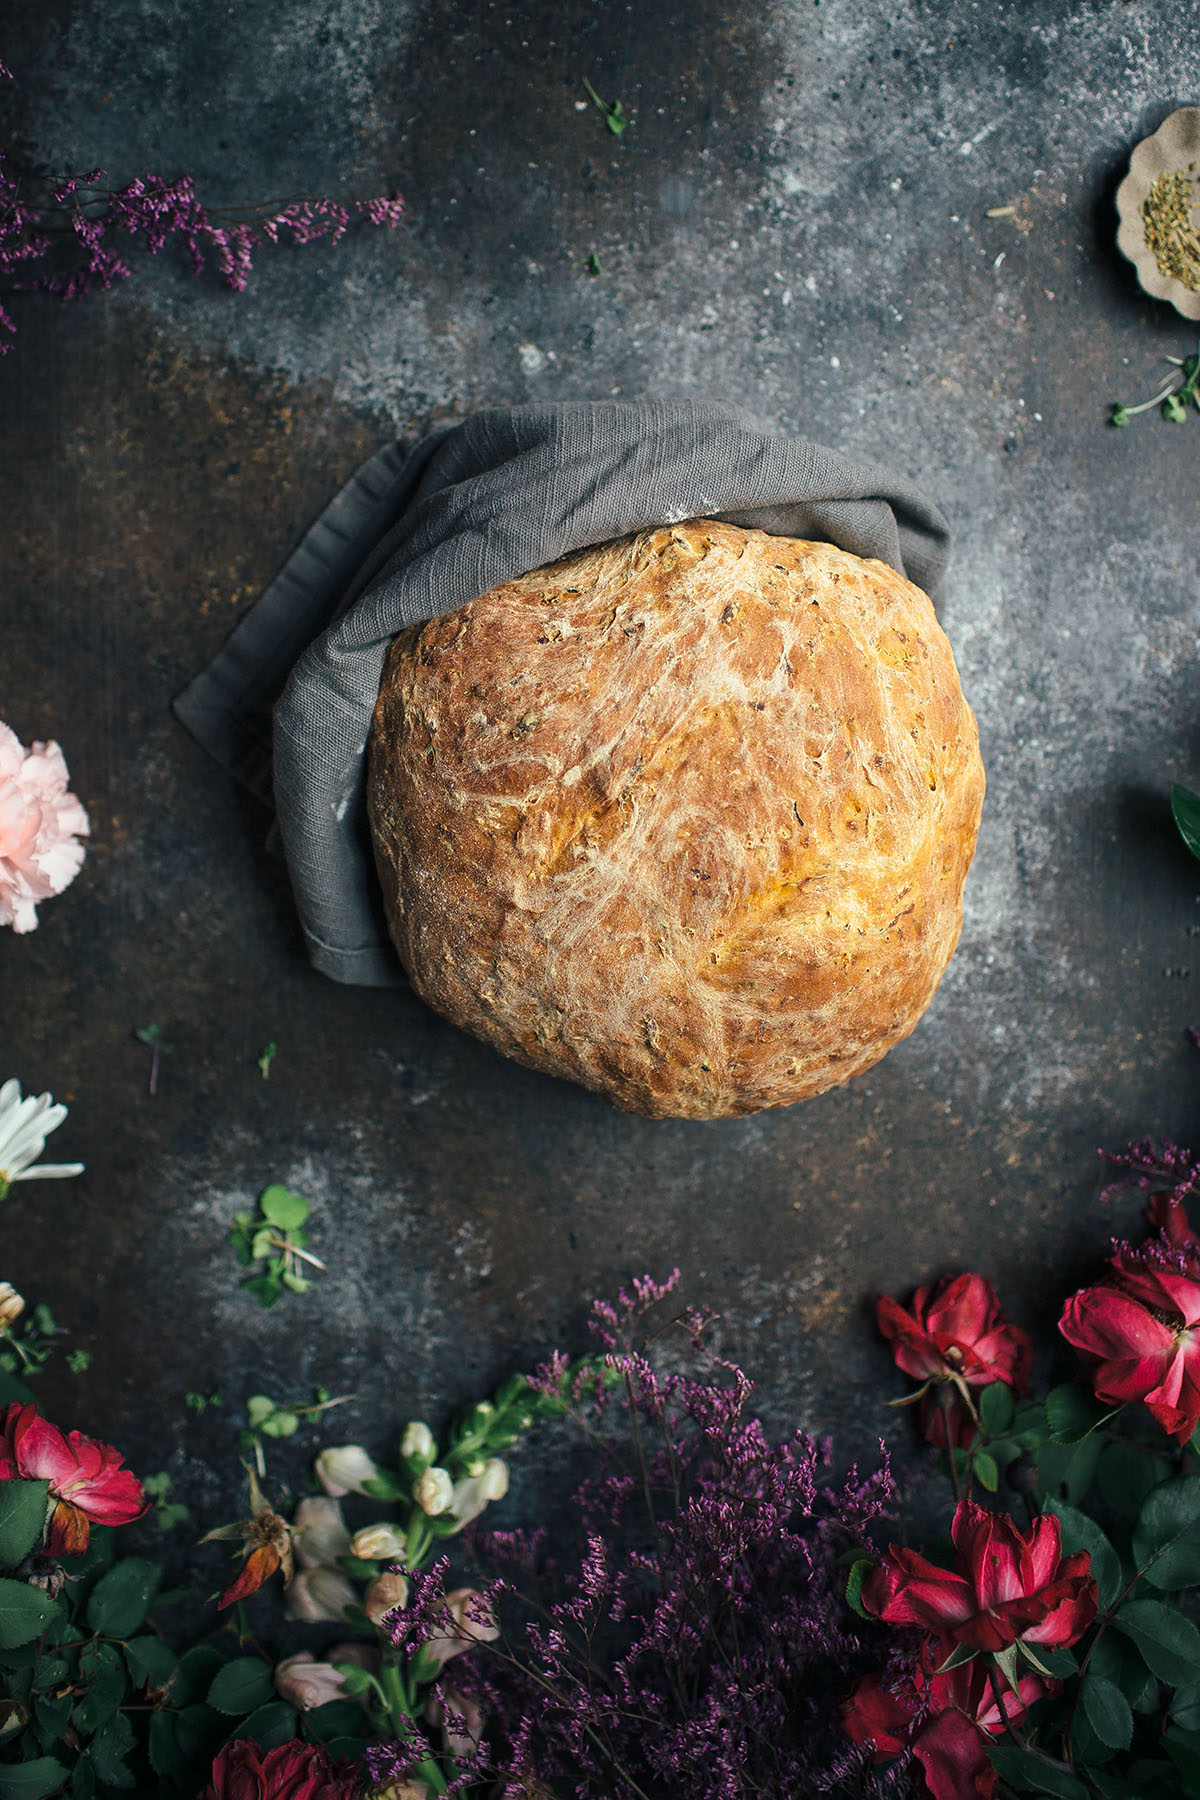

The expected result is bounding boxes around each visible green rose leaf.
[1036,1433,1103,1506]
[0,1482,49,1567]
[72,1641,127,1733]
[845,1559,873,1620]
[207,1656,277,1716]
[0,1758,70,1799]
[1043,1497,1122,1609]
[168,1645,225,1708]
[1045,1383,1112,1443]
[87,1709,136,1788]
[979,1383,1015,1436]
[124,1633,178,1690]
[258,1186,309,1232]
[0,1374,35,1409]
[0,1579,60,1649]
[85,1555,161,1637]
[986,1744,1090,1796]
[973,1451,1000,1492]
[1090,1629,1160,1713]
[148,1711,192,1783]
[1163,1727,1200,1797]
[1173,1682,1200,1731]
[1080,1673,1134,1750]
[1097,1438,1169,1521]
[173,1700,226,1767]
[1171,784,1200,862]
[234,1700,298,1751]
[1133,1475,1200,1589]
[1114,1597,1200,1682]
[302,1699,369,1746]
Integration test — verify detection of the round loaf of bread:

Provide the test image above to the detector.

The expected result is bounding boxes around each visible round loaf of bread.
[367,519,984,1120]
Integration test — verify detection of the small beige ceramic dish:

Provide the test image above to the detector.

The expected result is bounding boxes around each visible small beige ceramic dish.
[1116,106,1200,319]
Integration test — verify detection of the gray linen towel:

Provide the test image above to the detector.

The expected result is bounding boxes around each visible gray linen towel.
[174,399,951,987]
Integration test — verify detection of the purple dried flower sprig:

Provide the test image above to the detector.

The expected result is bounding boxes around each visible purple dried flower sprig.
[0,61,403,349]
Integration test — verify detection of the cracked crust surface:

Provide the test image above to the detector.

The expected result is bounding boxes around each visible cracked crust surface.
[367,519,985,1119]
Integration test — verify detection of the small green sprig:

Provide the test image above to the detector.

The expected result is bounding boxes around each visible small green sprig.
[582,77,628,136]
[134,1021,171,1095]
[0,1299,61,1376]
[230,1183,325,1306]
[142,1471,191,1532]
[256,1041,277,1080]
[1111,344,1200,427]
[238,1386,351,1476]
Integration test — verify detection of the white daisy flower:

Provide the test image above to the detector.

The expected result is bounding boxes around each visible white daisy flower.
[0,1077,85,1198]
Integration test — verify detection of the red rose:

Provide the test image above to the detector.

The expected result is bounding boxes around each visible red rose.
[877,1274,1032,1450]
[843,1649,1051,1800]
[0,1402,146,1556]
[204,1737,362,1800]
[862,1497,1097,1655]
[1059,1245,1200,1443]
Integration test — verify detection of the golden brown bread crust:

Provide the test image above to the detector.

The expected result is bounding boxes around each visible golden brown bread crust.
[367,520,984,1120]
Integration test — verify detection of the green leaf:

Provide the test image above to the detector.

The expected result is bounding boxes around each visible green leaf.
[845,1559,873,1619]
[258,1186,309,1231]
[70,1757,95,1800]
[1097,1437,1169,1520]
[72,1641,126,1732]
[124,1633,178,1690]
[87,1710,135,1788]
[280,1271,311,1295]
[0,1580,60,1649]
[0,1483,48,1567]
[0,1373,35,1408]
[1043,1497,1123,1608]
[173,1701,226,1766]
[1036,1433,1103,1506]
[985,1744,1089,1797]
[249,1227,275,1261]
[1163,1727,1200,1797]
[1173,1682,1200,1731]
[169,1646,224,1708]
[207,1656,277,1716]
[973,1451,1000,1491]
[260,1410,298,1439]
[1114,1597,1200,1681]
[1045,1383,1112,1442]
[1080,1673,1134,1750]
[243,1274,282,1308]
[301,1699,369,1746]
[85,1556,161,1637]
[1133,1474,1200,1588]
[979,1383,1015,1436]
[1171,784,1200,861]
[360,1471,404,1503]
[234,1700,297,1751]
[148,1711,191,1784]
[0,1758,70,1799]
[1090,1629,1160,1712]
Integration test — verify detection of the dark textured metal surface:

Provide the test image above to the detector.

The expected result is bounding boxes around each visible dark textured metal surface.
[2,0,1200,1538]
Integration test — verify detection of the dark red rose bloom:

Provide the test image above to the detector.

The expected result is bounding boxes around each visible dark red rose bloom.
[0,1402,146,1556]
[862,1497,1097,1655]
[1059,1221,1200,1443]
[877,1274,1032,1450]
[843,1647,1052,1800]
[204,1737,361,1800]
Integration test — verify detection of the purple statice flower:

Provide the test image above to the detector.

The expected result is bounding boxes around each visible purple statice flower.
[471,1278,902,1798]
[1099,1134,1200,1208]
[0,59,403,350]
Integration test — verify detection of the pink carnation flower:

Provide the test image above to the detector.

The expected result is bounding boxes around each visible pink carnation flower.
[0,723,89,932]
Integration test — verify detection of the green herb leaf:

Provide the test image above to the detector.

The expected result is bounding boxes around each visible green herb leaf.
[1080,1672,1134,1750]
[0,1481,48,1565]
[258,1186,309,1232]
[207,1656,277,1716]
[0,1580,60,1649]
[1171,784,1200,863]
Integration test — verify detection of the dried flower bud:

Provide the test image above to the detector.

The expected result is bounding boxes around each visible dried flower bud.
[314,1444,382,1498]
[365,1568,410,1626]
[400,1421,435,1462]
[283,1564,358,1623]
[449,1457,509,1529]
[273,1652,351,1711]
[0,1283,25,1329]
[291,1495,351,1570]
[350,1522,408,1561]
[413,1465,454,1516]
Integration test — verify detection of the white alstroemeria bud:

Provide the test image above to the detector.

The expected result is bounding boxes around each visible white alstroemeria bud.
[413,1465,454,1516]
[0,1284,24,1330]
[291,1496,351,1571]
[364,1568,410,1626]
[314,1444,382,1498]
[449,1457,509,1530]
[349,1522,408,1562]
[283,1564,358,1623]
[273,1653,349,1711]
[400,1421,435,1462]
